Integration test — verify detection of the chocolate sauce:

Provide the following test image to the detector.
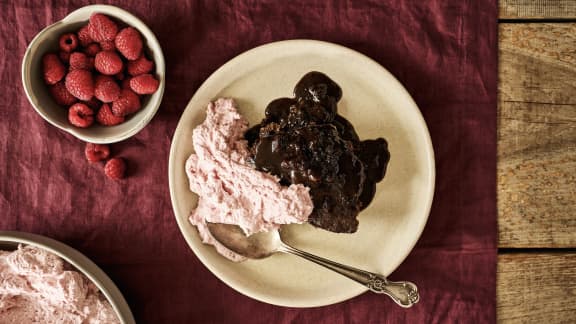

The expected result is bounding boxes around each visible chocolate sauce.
[247,72,390,233]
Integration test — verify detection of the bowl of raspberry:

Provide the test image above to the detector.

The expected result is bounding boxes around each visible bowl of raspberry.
[22,5,165,144]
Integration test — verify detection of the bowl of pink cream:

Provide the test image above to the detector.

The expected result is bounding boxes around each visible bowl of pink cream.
[0,231,135,324]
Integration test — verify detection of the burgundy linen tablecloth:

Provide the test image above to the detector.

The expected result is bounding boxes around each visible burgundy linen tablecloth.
[1,0,497,322]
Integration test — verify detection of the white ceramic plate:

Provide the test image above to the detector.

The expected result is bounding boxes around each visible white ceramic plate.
[169,40,435,307]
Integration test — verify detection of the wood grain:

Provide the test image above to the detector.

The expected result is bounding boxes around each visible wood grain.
[498,23,576,248]
[500,0,576,19]
[497,253,576,323]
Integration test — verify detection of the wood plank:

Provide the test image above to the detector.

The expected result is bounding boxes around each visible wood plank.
[497,253,576,323]
[498,23,576,248]
[500,0,576,19]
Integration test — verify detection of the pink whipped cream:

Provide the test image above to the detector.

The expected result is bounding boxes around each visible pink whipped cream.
[0,245,120,324]
[186,98,313,261]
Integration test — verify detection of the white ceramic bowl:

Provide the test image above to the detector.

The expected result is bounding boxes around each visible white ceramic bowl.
[0,231,135,324]
[21,4,165,144]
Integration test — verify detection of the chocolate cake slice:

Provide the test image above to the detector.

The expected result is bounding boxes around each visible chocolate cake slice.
[246,72,390,233]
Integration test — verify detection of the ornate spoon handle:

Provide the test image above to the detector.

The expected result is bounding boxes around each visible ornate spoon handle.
[277,242,419,308]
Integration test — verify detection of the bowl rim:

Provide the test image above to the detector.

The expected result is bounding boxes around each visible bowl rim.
[0,230,136,324]
[21,4,166,144]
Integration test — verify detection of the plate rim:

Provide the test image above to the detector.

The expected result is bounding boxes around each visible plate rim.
[168,39,435,307]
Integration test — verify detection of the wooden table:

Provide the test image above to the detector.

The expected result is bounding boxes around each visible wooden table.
[497,1,576,322]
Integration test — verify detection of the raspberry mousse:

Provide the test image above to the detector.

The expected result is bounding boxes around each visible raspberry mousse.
[0,245,119,323]
[186,98,314,261]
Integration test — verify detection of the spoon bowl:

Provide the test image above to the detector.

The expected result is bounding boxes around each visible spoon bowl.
[206,222,280,259]
[206,222,420,308]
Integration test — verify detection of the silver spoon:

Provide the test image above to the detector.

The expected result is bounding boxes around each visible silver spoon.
[206,222,420,308]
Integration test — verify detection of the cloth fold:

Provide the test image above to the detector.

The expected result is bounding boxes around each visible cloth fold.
[1,1,497,322]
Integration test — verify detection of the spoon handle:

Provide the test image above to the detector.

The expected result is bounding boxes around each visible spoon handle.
[277,242,419,308]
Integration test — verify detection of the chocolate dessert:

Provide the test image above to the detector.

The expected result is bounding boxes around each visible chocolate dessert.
[246,72,390,233]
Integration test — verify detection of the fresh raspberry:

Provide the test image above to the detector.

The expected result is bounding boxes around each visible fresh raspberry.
[65,69,94,101]
[42,53,65,85]
[77,25,93,47]
[59,51,70,64]
[129,74,159,95]
[94,50,123,75]
[69,52,93,70]
[94,75,121,103]
[100,40,115,51]
[82,97,102,111]
[59,33,78,52]
[104,158,126,180]
[111,88,141,116]
[126,55,154,76]
[68,103,94,128]
[85,143,110,162]
[88,13,118,42]
[84,43,101,57]
[49,81,77,106]
[114,27,143,60]
[96,103,125,126]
